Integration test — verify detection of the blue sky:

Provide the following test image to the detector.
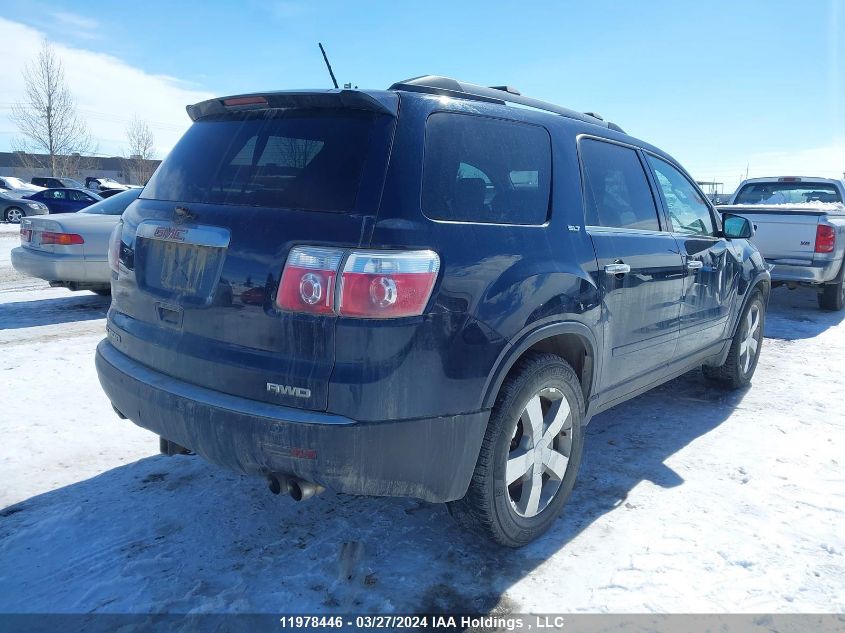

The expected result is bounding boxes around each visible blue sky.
[1,0,843,190]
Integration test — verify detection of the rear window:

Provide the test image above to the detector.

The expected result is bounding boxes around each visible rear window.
[142,110,375,211]
[79,188,142,215]
[422,113,551,225]
[733,182,842,205]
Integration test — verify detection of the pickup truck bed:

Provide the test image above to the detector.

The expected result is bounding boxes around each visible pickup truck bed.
[718,202,845,310]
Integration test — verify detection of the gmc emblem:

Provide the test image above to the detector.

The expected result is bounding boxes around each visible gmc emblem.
[266,382,312,398]
[153,226,187,241]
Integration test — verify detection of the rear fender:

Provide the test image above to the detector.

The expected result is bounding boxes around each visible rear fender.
[480,319,600,421]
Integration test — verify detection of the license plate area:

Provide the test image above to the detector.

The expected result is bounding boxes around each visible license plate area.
[135,221,230,305]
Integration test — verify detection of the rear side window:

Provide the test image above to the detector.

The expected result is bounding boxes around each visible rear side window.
[422,113,551,225]
[579,138,660,231]
[142,110,376,211]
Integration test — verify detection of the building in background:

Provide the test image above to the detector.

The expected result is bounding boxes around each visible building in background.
[0,152,161,186]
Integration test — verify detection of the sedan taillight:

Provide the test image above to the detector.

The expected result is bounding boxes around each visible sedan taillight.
[275,247,440,318]
[40,231,84,245]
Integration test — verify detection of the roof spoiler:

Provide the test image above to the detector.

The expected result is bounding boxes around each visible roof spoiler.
[186,90,398,121]
[389,75,625,133]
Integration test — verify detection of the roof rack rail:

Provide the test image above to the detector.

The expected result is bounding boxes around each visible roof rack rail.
[388,75,625,133]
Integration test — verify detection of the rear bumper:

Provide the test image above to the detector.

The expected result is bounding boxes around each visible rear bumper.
[95,340,489,502]
[767,257,842,285]
[11,246,109,284]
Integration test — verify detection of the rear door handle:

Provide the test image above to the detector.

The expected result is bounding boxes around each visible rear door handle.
[604,263,631,275]
[686,260,704,270]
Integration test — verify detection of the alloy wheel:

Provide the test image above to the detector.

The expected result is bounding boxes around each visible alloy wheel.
[506,387,573,518]
[740,303,762,374]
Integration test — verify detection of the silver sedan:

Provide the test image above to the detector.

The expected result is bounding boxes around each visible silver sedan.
[1,191,49,223]
[11,188,141,292]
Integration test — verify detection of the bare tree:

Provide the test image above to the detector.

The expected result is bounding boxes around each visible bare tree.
[124,116,156,184]
[10,41,93,176]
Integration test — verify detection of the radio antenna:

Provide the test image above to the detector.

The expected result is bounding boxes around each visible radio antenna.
[318,42,339,89]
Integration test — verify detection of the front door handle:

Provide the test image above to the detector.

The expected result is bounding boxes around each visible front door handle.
[604,263,631,275]
[686,260,704,270]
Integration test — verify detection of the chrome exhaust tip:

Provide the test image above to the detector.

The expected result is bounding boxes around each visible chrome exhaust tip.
[288,479,325,501]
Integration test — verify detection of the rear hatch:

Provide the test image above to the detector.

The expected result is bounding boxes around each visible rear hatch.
[110,91,398,411]
[719,205,822,265]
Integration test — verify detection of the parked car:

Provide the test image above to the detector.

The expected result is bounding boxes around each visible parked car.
[96,76,770,547]
[24,188,102,214]
[31,176,88,190]
[0,176,44,197]
[718,176,845,310]
[85,177,128,192]
[1,190,49,223]
[11,188,142,293]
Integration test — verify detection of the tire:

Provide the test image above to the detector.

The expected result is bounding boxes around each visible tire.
[818,270,845,311]
[4,207,24,223]
[703,291,765,389]
[447,352,585,548]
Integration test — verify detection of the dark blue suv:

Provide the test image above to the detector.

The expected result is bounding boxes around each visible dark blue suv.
[96,76,770,547]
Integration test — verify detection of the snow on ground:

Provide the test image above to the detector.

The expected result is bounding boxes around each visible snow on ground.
[0,231,843,616]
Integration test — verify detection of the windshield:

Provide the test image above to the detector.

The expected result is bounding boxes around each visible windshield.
[142,109,376,211]
[79,188,141,215]
[734,182,842,205]
[4,177,27,188]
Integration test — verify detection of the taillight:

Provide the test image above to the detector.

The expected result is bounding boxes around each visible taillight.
[276,246,344,314]
[40,231,83,245]
[275,247,440,318]
[339,250,440,318]
[108,222,123,273]
[815,225,835,253]
[20,228,32,242]
[223,96,268,107]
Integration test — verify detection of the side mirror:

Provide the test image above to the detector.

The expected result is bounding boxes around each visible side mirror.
[722,213,754,239]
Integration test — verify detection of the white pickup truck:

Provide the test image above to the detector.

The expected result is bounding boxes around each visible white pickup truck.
[718,176,845,310]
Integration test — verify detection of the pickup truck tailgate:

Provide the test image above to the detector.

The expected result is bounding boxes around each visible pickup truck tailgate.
[721,207,821,264]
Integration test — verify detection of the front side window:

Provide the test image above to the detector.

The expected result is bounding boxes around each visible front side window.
[579,138,660,231]
[646,155,714,236]
[70,190,93,201]
[422,113,551,224]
